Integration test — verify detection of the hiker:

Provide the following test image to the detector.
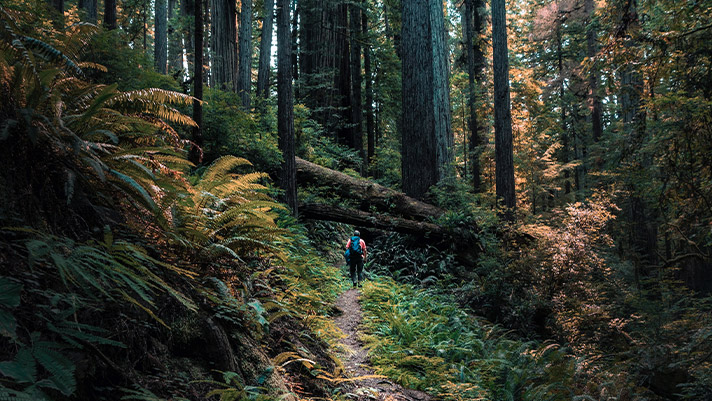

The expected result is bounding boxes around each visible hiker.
[345,230,367,287]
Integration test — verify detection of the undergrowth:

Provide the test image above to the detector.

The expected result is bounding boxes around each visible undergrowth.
[360,277,576,401]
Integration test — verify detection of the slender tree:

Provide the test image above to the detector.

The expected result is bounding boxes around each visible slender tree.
[168,0,183,74]
[104,0,117,29]
[363,8,375,167]
[463,0,486,192]
[211,0,238,91]
[191,0,204,164]
[237,0,253,108]
[585,0,603,144]
[257,0,275,98]
[350,0,365,169]
[277,0,297,215]
[401,0,452,199]
[492,0,515,213]
[155,0,168,74]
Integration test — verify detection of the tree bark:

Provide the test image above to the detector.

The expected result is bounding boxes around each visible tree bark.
[295,157,444,221]
[401,0,453,200]
[363,8,375,168]
[277,0,297,215]
[257,0,275,98]
[78,0,97,23]
[585,0,603,144]
[350,0,365,170]
[191,0,204,164]
[463,0,485,193]
[210,0,238,91]
[155,0,168,74]
[492,0,515,214]
[104,0,117,30]
[182,0,196,78]
[300,203,447,238]
[168,0,183,74]
[237,0,253,108]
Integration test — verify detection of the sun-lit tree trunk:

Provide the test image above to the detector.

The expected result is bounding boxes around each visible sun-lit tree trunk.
[237,0,253,109]
[182,0,195,78]
[257,0,275,98]
[401,0,453,199]
[191,0,204,164]
[104,0,117,30]
[492,0,515,214]
[211,0,238,91]
[363,8,375,167]
[350,0,365,170]
[155,0,168,74]
[277,0,297,215]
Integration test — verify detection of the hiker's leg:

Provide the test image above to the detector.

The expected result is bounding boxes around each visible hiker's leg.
[357,259,364,282]
[349,261,357,285]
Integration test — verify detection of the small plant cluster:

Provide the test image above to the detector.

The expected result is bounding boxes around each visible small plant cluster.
[359,278,576,401]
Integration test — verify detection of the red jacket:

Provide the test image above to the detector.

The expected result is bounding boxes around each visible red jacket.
[345,238,367,260]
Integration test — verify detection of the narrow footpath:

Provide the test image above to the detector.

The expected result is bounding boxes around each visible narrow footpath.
[334,289,433,401]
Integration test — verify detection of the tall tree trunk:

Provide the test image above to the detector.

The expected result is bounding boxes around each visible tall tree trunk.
[182,0,195,79]
[191,0,204,164]
[78,0,97,23]
[291,0,299,95]
[585,0,603,144]
[350,0,364,170]
[104,0,117,30]
[277,0,297,215]
[363,8,375,167]
[492,0,515,214]
[401,0,453,199]
[211,0,238,91]
[463,0,485,193]
[50,0,64,14]
[155,0,168,74]
[557,26,571,195]
[168,0,183,74]
[257,0,275,98]
[237,0,253,108]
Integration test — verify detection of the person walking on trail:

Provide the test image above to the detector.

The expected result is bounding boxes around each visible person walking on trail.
[345,230,367,288]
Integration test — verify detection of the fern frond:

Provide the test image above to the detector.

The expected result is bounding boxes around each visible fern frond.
[19,36,82,77]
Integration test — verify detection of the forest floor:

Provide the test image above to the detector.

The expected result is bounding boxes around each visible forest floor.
[334,288,433,401]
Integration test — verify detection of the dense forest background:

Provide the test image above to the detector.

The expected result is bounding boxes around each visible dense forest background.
[1,0,711,400]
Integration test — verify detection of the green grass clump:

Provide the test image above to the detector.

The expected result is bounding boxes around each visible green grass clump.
[360,278,576,401]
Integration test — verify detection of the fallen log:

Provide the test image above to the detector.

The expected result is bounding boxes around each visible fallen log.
[296,157,444,221]
[299,203,448,238]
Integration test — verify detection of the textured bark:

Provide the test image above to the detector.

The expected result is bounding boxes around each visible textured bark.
[277,0,297,215]
[237,0,253,108]
[295,157,445,220]
[463,0,485,192]
[191,0,204,164]
[585,0,603,144]
[401,0,453,199]
[210,0,238,91]
[78,0,97,23]
[168,0,183,73]
[182,0,195,76]
[350,1,364,169]
[257,0,275,98]
[492,0,515,213]
[155,0,168,74]
[300,203,446,237]
[104,0,117,30]
[363,9,375,167]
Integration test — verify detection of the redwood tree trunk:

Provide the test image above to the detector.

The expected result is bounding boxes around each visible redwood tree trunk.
[585,0,603,144]
[363,8,375,167]
[277,0,297,215]
[257,0,275,98]
[350,0,364,170]
[78,0,97,23]
[464,0,485,193]
[492,0,515,213]
[104,0,117,30]
[237,0,253,108]
[401,0,452,199]
[191,0,204,164]
[155,0,168,74]
[211,0,238,91]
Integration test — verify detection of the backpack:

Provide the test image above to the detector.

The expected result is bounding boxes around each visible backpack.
[348,236,363,258]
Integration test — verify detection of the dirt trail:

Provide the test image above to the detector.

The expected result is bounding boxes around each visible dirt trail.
[334,289,433,401]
